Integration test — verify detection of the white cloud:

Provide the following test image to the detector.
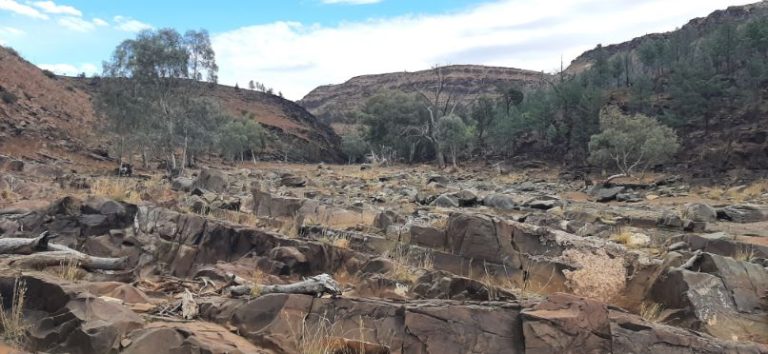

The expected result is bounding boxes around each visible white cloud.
[0,26,23,45]
[321,0,382,4]
[213,0,754,100]
[113,15,153,32]
[58,16,97,32]
[93,18,108,26]
[38,62,98,76]
[0,0,48,19]
[32,1,81,17]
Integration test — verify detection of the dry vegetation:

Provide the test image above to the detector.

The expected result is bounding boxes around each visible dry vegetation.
[0,278,27,347]
[384,246,433,284]
[287,313,341,354]
[54,257,85,282]
[697,179,768,202]
[639,301,665,323]
[562,249,626,302]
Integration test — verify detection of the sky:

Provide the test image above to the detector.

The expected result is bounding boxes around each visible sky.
[0,0,757,99]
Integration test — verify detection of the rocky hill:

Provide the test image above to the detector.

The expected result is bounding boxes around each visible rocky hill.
[0,45,343,164]
[561,1,768,173]
[299,65,550,126]
[566,1,768,74]
[66,77,344,163]
[0,46,96,153]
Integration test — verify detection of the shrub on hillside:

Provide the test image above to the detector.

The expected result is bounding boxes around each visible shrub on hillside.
[42,69,57,79]
[341,133,368,164]
[1,90,17,104]
[588,106,679,176]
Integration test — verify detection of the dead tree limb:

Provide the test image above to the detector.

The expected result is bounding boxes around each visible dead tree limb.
[5,251,128,270]
[228,273,342,298]
[0,232,56,254]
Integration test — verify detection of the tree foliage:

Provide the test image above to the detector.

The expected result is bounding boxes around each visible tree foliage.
[588,107,679,176]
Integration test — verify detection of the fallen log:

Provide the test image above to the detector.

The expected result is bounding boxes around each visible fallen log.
[5,251,128,270]
[0,232,55,255]
[228,273,342,298]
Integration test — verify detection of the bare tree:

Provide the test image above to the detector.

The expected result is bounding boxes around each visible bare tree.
[414,65,461,167]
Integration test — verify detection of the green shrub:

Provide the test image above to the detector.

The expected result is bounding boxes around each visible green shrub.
[588,106,679,176]
[1,91,17,104]
[42,69,56,79]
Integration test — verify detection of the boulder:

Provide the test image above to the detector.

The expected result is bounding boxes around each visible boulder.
[426,175,449,185]
[170,177,195,192]
[431,194,459,208]
[482,194,518,211]
[193,169,229,193]
[683,203,718,222]
[373,210,403,231]
[186,195,208,214]
[717,204,768,223]
[122,322,267,354]
[521,293,611,354]
[0,274,143,354]
[410,225,447,250]
[525,198,558,210]
[451,190,478,207]
[589,185,625,202]
[696,253,768,313]
[5,159,23,171]
[280,175,306,188]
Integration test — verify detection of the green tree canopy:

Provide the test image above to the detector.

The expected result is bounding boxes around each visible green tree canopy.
[588,106,679,176]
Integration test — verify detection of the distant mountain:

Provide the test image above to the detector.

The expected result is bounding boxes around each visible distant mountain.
[299,65,550,127]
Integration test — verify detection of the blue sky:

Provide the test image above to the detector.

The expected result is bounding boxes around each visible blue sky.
[0,0,756,99]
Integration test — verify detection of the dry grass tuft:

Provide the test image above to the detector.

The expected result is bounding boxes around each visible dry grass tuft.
[734,246,756,262]
[287,313,339,354]
[208,209,259,226]
[639,301,665,323]
[0,278,27,347]
[562,249,626,302]
[90,178,141,203]
[384,246,432,284]
[55,257,84,282]
[610,228,634,245]
[699,180,768,202]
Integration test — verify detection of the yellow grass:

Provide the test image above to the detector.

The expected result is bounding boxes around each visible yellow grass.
[734,247,756,262]
[287,313,339,354]
[610,227,634,245]
[384,246,432,284]
[0,278,27,347]
[55,257,84,282]
[639,301,665,323]
[89,178,142,203]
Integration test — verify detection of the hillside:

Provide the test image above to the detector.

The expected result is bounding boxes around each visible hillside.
[0,46,96,152]
[561,1,768,173]
[566,1,768,75]
[0,45,343,164]
[299,65,549,127]
[65,77,344,163]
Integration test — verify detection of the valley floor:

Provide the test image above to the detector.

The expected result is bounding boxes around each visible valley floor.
[0,151,767,353]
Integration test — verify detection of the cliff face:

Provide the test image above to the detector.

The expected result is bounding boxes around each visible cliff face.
[0,45,343,163]
[299,65,551,125]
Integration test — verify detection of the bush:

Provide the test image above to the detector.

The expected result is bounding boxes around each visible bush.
[588,106,679,176]
[1,91,17,104]
[42,69,56,79]
[341,133,368,164]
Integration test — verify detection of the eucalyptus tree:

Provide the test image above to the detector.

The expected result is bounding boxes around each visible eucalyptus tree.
[99,28,219,173]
